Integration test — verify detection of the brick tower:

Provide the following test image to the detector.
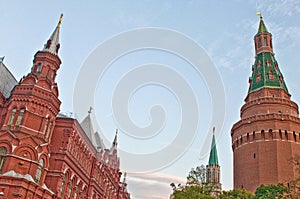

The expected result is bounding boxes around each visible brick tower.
[0,15,63,198]
[231,14,300,192]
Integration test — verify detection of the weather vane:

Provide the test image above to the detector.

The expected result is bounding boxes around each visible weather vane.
[256,11,262,19]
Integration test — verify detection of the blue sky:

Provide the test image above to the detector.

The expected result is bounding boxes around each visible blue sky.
[1,1,300,198]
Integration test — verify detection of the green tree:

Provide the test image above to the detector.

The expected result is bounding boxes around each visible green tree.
[254,184,290,199]
[219,189,254,199]
[187,164,206,185]
[170,165,214,198]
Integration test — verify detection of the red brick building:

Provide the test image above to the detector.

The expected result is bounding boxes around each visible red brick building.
[0,15,130,199]
[231,14,300,192]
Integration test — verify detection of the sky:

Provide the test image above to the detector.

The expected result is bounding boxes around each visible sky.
[1,1,300,198]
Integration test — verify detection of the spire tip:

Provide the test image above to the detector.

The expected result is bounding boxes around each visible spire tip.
[256,12,262,19]
[57,13,63,28]
[88,106,93,114]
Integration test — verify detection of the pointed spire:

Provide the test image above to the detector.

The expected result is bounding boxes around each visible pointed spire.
[42,14,63,55]
[208,127,219,166]
[248,14,289,94]
[110,129,118,154]
[256,12,268,34]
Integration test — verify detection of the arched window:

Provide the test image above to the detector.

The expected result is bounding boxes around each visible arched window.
[74,185,78,199]
[46,122,52,139]
[60,174,66,197]
[0,147,7,173]
[43,118,49,134]
[258,38,262,48]
[264,37,268,46]
[256,72,261,83]
[35,159,44,183]
[7,108,17,129]
[36,63,42,73]
[67,180,72,198]
[15,109,25,129]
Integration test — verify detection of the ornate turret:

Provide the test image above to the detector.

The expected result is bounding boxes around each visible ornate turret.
[248,12,288,95]
[0,15,64,194]
[231,13,300,192]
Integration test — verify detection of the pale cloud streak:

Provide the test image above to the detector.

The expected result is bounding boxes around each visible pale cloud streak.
[126,173,185,199]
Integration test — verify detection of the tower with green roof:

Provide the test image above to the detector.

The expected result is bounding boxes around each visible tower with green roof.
[206,127,221,194]
[231,13,300,192]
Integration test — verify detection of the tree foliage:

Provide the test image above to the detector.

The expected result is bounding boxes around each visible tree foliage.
[219,189,254,199]
[254,184,290,199]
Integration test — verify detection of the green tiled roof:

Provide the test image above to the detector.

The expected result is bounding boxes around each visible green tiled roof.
[257,17,268,34]
[208,134,219,166]
[248,52,289,93]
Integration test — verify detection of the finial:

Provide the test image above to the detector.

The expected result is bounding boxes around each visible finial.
[256,12,262,19]
[124,171,127,178]
[116,128,118,136]
[57,13,63,28]
[88,106,93,114]
[213,126,215,134]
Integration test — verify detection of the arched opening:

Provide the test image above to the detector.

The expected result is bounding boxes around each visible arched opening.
[0,147,7,173]
[35,159,44,183]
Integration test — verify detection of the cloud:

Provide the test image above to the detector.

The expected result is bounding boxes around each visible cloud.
[126,173,185,199]
[259,0,300,17]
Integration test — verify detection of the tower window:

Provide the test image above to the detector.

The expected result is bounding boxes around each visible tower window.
[15,109,25,130]
[35,159,44,183]
[266,59,271,67]
[264,37,268,46]
[43,118,49,134]
[256,73,261,83]
[268,70,274,80]
[36,63,42,73]
[0,147,7,173]
[254,153,256,159]
[257,61,261,70]
[50,70,55,79]
[258,38,262,48]
[7,108,17,129]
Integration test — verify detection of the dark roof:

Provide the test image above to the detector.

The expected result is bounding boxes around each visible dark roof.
[0,59,18,98]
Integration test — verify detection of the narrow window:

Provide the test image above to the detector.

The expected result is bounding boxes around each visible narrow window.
[50,70,55,80]
[268,70,274,80]
[15,109,25,129]
[43,119,49,134]
[254,153,256,159]
[46,122,52,139]
[67,181,72,198]
[7,108,17,129]
[74,186,78,199]
[264,37,268,46]
[0,147,7,173]
[279,129,282,140]
[35,159,44,183]
[60,174,66,196]
[256,72,261,83]
[36,63,42,73]
[258,38,262,48]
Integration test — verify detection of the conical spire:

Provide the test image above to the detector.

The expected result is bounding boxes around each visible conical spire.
[256,12,268,34]
[208,127,219,166]
[248,13,289,94]
[42,14,63,55]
